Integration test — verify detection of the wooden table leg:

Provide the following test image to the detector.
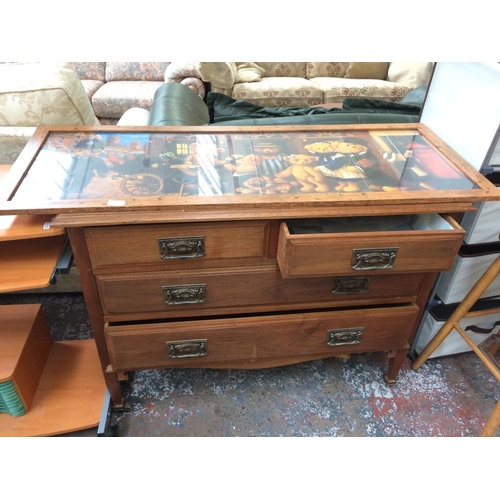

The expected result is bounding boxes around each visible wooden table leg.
[385,345,410,386]
[66,227,123,407]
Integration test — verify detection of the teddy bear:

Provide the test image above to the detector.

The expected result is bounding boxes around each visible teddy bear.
[223,154,265,193]
[304,140,394,192]
[237,175,293,194]
[251,141,289,176]
[276,154,330,193]
[223,153,261,175]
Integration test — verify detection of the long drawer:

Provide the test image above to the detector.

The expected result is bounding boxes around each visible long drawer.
[96,265,423,319]
[85,220,273,270]
[105,304,420,371]
[277,214,465,278]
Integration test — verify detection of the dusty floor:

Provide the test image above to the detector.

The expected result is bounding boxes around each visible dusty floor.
[1,291,499,437]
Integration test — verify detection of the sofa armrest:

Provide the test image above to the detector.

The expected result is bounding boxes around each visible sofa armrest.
[196,62,237,95]
[164,62,206,98]
[387,62,434,88]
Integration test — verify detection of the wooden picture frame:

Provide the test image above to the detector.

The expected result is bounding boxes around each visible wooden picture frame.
[1,123,498,222]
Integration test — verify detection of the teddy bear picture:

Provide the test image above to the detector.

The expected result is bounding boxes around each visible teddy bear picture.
[275,154,330,193]
[251,140,290,176]
[304,140,399,192]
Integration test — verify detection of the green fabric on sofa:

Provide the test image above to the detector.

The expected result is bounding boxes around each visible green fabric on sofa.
[214,113,418,126]
[144,84,420,128]
[399,85,428,106]
[341,97,422,115]
[207,92,343,123]
[207,91,419,126]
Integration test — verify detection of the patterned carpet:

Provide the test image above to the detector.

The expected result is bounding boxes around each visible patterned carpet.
[1,291,499,437]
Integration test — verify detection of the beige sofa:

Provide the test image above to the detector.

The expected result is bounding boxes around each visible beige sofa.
[69,62,206,124]
[0,62,100,164]
[166,62,434,107]
[0,62,207,163]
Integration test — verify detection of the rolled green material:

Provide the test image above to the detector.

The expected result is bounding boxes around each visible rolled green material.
[148,83,209,126]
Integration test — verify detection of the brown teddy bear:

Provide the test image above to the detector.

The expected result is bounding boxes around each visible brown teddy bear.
[223,154,261,175]
[276,154,330,193]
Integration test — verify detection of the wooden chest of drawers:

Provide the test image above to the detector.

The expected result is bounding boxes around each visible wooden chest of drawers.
[2,123,499,407]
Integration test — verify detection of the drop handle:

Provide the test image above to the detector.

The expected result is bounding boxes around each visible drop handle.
[162,284,207,305]
[327,328,364,346]
[351,247,399,271]
[157,236,205,259]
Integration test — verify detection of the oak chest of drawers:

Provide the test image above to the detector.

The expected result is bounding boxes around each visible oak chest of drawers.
[2,123,498,407]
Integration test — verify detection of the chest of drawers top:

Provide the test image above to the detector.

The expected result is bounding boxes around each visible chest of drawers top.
[0,124,498,223]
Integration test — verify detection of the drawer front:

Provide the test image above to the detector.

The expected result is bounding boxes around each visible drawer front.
[105,304,420,371]
[277,215,465,278]
[96,266,423,318]
[86,220,272,269]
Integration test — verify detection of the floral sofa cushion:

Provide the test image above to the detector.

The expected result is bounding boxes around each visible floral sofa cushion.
[105,62,170,82]
[232,77,324,107]
[307,62,349,78]
[311,77,412,103]
[68,62,106,100]
[69,62,106,81]
[91,62,177,123]
[91,81,166,121]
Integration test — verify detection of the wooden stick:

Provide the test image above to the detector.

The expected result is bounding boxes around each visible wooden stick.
[481,397,500,437]
[412,254,500,370]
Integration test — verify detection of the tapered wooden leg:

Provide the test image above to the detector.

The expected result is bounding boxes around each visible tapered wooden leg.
[385,345,409,386]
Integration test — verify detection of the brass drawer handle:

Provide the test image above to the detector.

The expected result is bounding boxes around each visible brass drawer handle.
[162,284,207,305]
[351,247,399,271]
[327,328,363,346]
[157,236,205,259]
[167,339,208,358]
[332,277,370,294]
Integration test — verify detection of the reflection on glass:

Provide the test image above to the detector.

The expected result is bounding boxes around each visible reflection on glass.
[12,129,478,203]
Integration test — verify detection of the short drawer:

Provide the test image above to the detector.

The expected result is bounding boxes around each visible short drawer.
[277,214,465,278]
[96,265,424,319]
[86,220,272,269]
[105,304,420,371]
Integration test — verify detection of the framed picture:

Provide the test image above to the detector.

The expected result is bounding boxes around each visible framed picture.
[1,123,497,216]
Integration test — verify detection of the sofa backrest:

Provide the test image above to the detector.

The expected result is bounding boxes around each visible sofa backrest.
[256,62,392,80]
[256,62,308,78]
[68,62,106,82]
[251,62,432,86]
[105,62,171,82]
